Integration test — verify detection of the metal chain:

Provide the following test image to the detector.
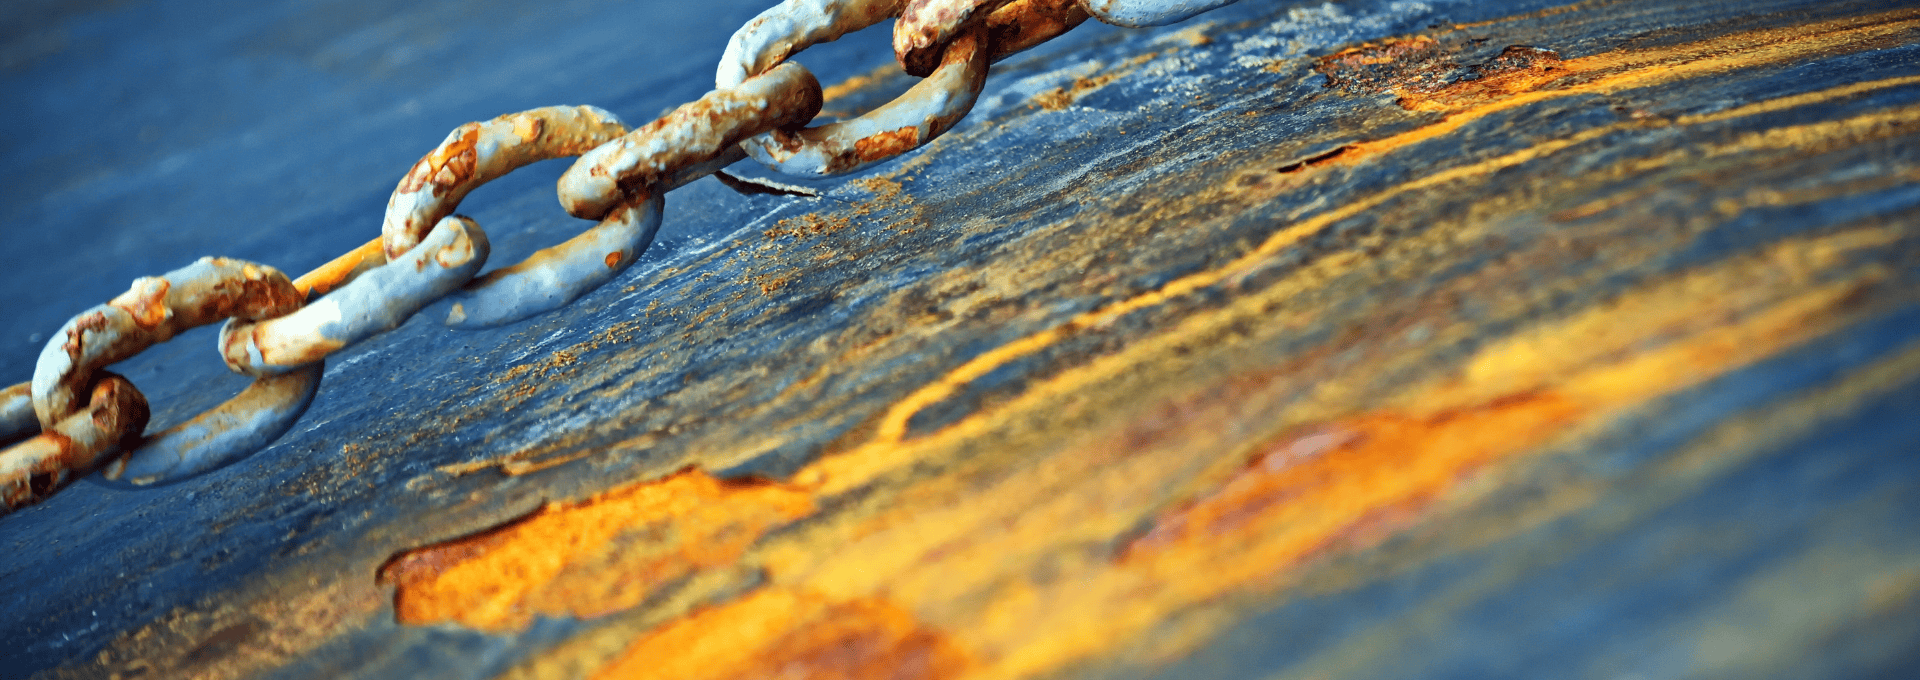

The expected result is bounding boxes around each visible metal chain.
[0,0,1242,513]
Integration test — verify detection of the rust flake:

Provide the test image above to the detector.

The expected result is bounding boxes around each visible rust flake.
[1316,36,1570,112]
[399,125,481,196]
[62,310,112,362]
[109,277,171,329]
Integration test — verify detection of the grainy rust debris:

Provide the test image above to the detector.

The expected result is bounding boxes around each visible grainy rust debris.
[0,374,148,512]
[1315,35,1454,96]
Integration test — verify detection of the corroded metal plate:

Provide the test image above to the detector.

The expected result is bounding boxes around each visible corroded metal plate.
[3,0,1917,678]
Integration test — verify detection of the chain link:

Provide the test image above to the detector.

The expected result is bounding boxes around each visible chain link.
[2,374,147,509]
[0,0,1240,513]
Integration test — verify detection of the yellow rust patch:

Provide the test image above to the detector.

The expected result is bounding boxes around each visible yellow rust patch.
[109,277,171,328]
[589,589,973,680]
[293,237,385,297]
[378,468,813,632]
[402,124,481,195]
[509,114,545,145]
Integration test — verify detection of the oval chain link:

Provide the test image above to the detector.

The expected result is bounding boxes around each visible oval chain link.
[0,0,1237,513]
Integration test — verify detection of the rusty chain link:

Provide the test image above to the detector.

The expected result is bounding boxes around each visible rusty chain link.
[0,0,1241,513]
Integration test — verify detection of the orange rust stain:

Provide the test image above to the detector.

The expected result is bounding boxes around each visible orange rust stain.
[1330,9,1920,159]
[755,225,1888,679]
[1125,392,1582,561]
[427,125,481,194]
[294,237,386,297]
[855,126,923,163]
[377,468,812,632]
[590,589,972,680]
[1400,45,1565,112]
[603,251,622,269]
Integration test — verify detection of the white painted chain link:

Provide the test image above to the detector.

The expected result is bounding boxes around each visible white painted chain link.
[0,0,1240,512]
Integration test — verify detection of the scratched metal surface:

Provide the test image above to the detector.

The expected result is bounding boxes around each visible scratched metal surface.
[3,0,1919,678]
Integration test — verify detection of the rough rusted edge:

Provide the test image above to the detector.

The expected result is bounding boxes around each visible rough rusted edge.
[381,106,628,260]
[1077,0,1240,28]
[442,194,666,329]
[223,217,490,376]
[29,257,303,426]
[895,0,1016,76]
[97,362,323,488]
[558,62,824,220]
[716,0,908,89]
[742,25,991,176]
[1,374,148,512]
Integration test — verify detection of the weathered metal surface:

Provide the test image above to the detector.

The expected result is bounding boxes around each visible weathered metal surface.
[895,0,1014,76]
[717,0,908,89]
[1,375,147,511]
[741,23,991,176]
[224,217,489,375]
[102,361,323,488]
[383,106,629,260]
[31,258,304,426]
[2,1,1918,680]
[981,0,1091,65]
[558,62,824,220]
[0,381,34,443]
[443,196,665,329]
